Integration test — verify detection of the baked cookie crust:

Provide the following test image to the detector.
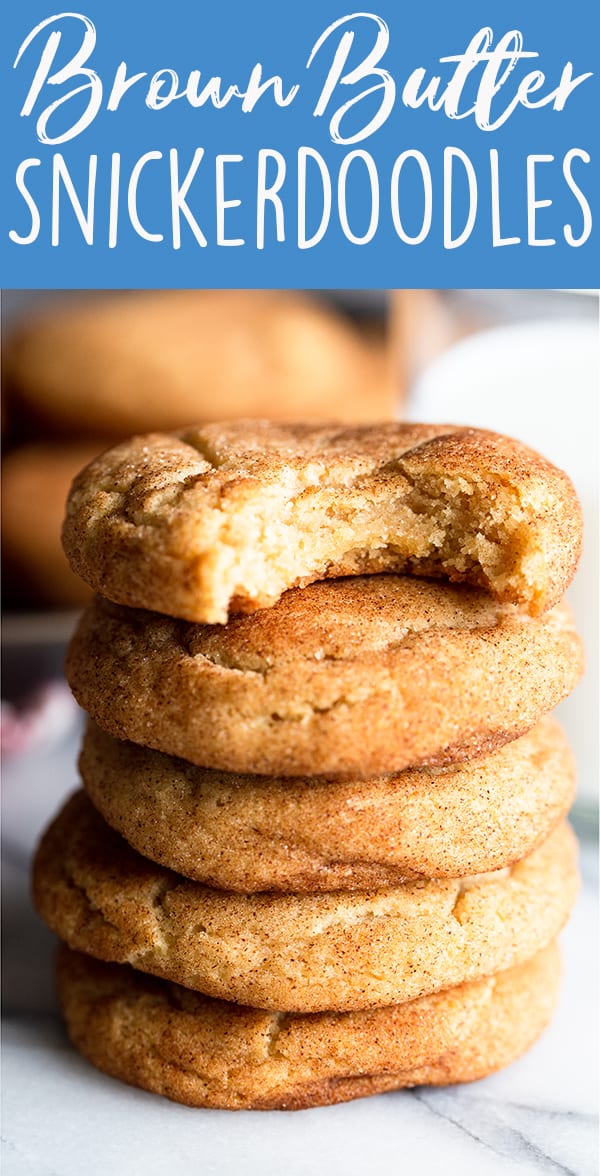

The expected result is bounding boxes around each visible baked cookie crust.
[33,793,578,1014]
[80,717,575,891]
[61,422,582,623]
[66,578,583,777]
[2,443,103,608]
[5,292,392,435]
[57,943,560,1110]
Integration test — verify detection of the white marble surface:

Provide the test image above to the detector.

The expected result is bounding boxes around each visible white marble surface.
[2,721,598,1176]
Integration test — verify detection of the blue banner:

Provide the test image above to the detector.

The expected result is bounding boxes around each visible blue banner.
[1,0,598,287]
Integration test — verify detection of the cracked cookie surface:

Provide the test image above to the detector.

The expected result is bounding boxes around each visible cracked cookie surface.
[61,421,582,623]
[56,942,560,1110]
[80,717,575,892]
[66,577,583,776]
[33,793,577,1013]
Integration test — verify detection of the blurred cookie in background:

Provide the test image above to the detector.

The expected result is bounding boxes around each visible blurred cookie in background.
[2,443,105,609]
[3,290,393,437]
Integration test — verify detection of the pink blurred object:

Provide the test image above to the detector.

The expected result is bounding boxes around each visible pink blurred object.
[1,681,78,756]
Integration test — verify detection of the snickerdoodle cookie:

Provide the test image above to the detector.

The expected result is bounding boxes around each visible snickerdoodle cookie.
[57,942,560,1110]
[4,292,391,436]
[80,717,575,892]
[33,793,577,1013]
[61,422,582,622]
[1,443,106,608]
[65,579,583,777]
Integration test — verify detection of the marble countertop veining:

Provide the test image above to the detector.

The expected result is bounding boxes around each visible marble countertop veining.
[1,723,598,1176]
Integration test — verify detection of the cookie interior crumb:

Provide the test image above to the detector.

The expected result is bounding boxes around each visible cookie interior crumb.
[63,423,581,623]
[208,470,544,623]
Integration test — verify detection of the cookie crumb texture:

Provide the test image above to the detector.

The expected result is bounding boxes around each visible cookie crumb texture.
[62,422,582,623]
[33,793,578,1013]
[57,943,560,1110]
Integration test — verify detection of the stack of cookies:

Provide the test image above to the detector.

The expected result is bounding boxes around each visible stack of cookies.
[33,422,584,1111]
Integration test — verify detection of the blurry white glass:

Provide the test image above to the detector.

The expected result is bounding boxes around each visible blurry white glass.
[394,290,599,822]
